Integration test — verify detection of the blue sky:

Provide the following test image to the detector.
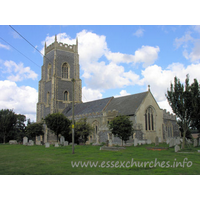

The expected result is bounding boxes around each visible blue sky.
[1,25,200,122]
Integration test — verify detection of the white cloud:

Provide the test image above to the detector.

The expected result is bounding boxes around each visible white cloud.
[84,61,141,90]
[3,60,38,81]
[140,63,200,103]
[174,32,193,49]
[0,80,38,122]
[106,45,160,67]
[82,87,103,102]
[174,30,200,63]
[157,99,173,114]
[114,90,130,98]
[133,28,145,37]
[0,42,10,50]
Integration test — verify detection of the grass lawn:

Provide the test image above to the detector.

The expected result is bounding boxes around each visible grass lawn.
[0,143,200,175]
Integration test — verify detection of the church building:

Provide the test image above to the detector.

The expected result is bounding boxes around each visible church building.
[36,36,180,144]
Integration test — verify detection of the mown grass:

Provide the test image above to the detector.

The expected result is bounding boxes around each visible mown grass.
[0,143,200,175]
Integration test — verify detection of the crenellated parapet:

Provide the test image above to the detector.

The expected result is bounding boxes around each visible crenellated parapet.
[45,35,78,55]
[163,109,176,120]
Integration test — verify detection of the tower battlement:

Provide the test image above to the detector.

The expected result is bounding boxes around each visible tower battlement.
[45,35,78,55]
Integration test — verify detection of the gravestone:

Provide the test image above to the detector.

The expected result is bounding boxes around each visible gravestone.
[55,143,59,147]
[158,137,161,143]
[175,145,180,152]
[166,138,170,144]
[169,138,174,147]
[60,136,65,145]
[64,141,68,146]
[155,136,159,146]
[134,138,138,147]
[45,142,50,148]
[23,137,28,145]
[9,140,17,144]
[176,137,181,145]
[28,140,34,146]
[193,139,197,147]
[36,141,41,145]
[147,139,151,144]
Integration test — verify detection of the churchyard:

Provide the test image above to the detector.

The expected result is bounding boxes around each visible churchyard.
[1,138,200,175]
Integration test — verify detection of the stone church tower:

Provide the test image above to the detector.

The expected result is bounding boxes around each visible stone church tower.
[37,35,82,124]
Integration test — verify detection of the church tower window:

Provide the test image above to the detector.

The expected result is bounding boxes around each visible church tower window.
[62,63,70,79]
[64,91,69,101]
[145,107,155,131]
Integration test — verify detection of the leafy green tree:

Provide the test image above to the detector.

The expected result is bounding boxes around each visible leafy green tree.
[73,118,93,143]
[26,122,44,141]
[109,115,134,146]
[0,109,18,143]
[166,75,194,149]
[9,114,26,142]
[190,78,200,132]
[44,113,71,142]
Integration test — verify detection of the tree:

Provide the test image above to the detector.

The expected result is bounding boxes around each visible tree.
[109,115,134,146]
[44,113,71,142]
[166,75,194,149]
[190,78,200,132]
[73,118,93,144]
[0,109,17,143]
[9,114,26,142]
[26,122,44,141]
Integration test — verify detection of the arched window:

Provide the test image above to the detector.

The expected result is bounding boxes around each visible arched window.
[64,91,69,101]
[62,63,69,79]
[47,63,51,80]
[166,122,173,137]
[145,107,155,131]
[47,92,50,105]
[92,120,99,139]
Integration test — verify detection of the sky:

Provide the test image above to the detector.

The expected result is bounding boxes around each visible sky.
[1,25,200,122]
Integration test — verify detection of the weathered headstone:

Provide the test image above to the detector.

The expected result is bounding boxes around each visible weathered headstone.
[45,142,50,148]
[36,141,41,145]
[23,137,28,145]
[176,137,181,145]
[166,138,170,144]
[60,136,65,145]
[134,138,138,147]
[169,138,174,147]
[64,141,68,146]
[147,139,151,144]
[175,145,180,152]
[9,140,17,144]
[155,136,159,146]
[158,137,161,143]
[193,139,197,147]
[28,140,34,146]
[55,143,59,147]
